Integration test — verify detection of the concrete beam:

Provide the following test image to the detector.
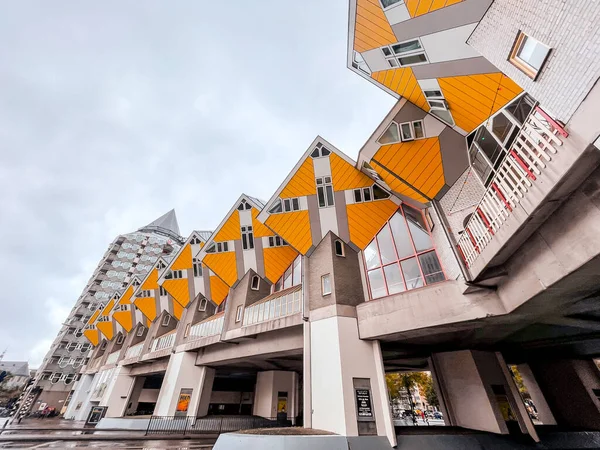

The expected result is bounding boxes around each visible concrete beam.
[539,316,600,331]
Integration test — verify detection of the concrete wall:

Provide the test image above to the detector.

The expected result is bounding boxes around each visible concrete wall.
[530,359,600,430]
[310,315,395,445]
[433,350,504,433]
[253,371,298,420]
[153,351,215,417]
[100,366,135,418]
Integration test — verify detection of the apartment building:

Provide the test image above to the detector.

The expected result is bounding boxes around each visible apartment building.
[61,0,600,446]
[22,211,184,414]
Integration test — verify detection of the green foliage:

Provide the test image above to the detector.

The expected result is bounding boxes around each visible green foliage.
[386,371,432,409]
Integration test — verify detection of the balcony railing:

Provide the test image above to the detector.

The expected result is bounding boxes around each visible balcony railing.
[458,106,569,269]
[189,314,224,339]
[243,285,302,326]
[124,342,144,359]
[105,350,121,365]
[150,331,176,352]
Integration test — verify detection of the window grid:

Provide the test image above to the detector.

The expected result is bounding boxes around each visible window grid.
[243,289,302,326]
[363,206,446,300]
[241,226,255,250]
[316,177,334,208]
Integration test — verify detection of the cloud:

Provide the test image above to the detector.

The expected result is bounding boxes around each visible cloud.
[0,0,394,368]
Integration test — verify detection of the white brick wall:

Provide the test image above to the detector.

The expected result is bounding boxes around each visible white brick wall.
[439,168,486,242]
[468,0,600,123]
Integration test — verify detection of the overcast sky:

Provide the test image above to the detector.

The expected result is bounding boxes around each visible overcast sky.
[0,1,393,367]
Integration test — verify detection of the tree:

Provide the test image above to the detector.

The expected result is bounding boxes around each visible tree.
[386,372,429,412]
[421,374,439,408]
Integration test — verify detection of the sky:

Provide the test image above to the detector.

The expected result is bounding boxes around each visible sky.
[0,1,394,367]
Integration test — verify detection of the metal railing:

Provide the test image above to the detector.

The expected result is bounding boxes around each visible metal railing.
[146,415,292,435]
[243,286,302,326]
[124,342,144,359]
[150,331,175,352]
[457,106,568,268]
[189,314,224,340]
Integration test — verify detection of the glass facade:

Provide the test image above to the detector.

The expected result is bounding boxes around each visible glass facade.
[364,206,445,300]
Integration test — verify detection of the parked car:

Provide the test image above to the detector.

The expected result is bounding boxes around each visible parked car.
[433,411,443,420]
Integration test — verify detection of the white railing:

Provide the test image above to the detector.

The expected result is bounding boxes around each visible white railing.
[189,314,224,339]
[243,286,302,326]
[458,106,568,268]
[105,350,121,365]
[150,331,175,352]
[124,342,144,359]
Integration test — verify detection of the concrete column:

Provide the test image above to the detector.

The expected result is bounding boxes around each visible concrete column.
[529,358,600,430]
[100,366,136,418]
[64,374,95,420]
[153,352,215,417]
[432,350,536,439]
[515,363,556,425]
[309,315,396,446]
[124,377,145,416]
[253,370,298,421]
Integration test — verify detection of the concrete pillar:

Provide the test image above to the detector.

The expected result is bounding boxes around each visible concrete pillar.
[64,374,95,420]
[124,377,146,416]
[100,366,136,418]
[515,363,556,425]
[153,352,215,417]
[432,350,537,440]
[253,371,299,421]
[309,315,396,446]
[529,358,600,430]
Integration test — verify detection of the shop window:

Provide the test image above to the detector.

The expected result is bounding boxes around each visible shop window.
[363,206,445,300]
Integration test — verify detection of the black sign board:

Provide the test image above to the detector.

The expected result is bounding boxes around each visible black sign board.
[86,406,107,426]
[355,389,373,418]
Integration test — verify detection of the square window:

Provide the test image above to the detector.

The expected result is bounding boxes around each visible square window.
[382,47,392,57]
[321,274,332,296]
[400,123,414,141]
[354,189,363,203]
[424,90,443,98]
[413,121,424,139]
[509,31,551,79]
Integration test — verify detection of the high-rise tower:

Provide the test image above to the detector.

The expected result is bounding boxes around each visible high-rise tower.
[24,210,184,413]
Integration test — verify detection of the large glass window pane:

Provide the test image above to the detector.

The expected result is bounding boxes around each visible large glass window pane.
[469,143,494,185]
[364,241,381,270]
[274,298,281,318]
[430,108,454,126]
[376,225,397,265]
[317,187,326,207]
[491,112,514,144]
[401,258,424,290]
[283,267,293,289]
[389,212,414,259]
[325,185,335,206]
[403,206,433,252]
[474,127,504,166]
[281,296,287,316]
[384,264,405,294]
[378,123,400,144]
[418,252,445,285]
[368,269,387,299]
[518,36,548,70]
[398,53,427,66]
[392,40,421,54]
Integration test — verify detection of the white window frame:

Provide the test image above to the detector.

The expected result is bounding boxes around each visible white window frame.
[162,315,171,327]
[251,275,260,291]
[351,51,371,75]
[310,142,332,159]
[173,270,184,279]
[159,286,168,297]
[235,305,244,323]
[193,260,203,278]
[282,197,300,212]
[321,274,332,296]
[241,226,254,250]
[334,240,345,257]
[380,38,429,68]
[116,335,125,345]
[316,177,335,208]
[509,31,551,80]
[198,298,207,312]
[184,323,191,338]
[379,0,402,10]
[136,326,145,337]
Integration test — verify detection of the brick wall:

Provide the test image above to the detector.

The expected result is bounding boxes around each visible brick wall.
[468,0,600,123]
[439,168,486,242]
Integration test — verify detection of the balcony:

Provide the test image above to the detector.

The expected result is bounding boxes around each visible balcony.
[189,313,224,339]
[140,331,176,361]
[121,342,144,365]
[243,285,302,326]
[105,350,121,365]
[456,105,583,280]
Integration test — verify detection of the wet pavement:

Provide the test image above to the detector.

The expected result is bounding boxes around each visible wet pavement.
[0,419,215,449]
